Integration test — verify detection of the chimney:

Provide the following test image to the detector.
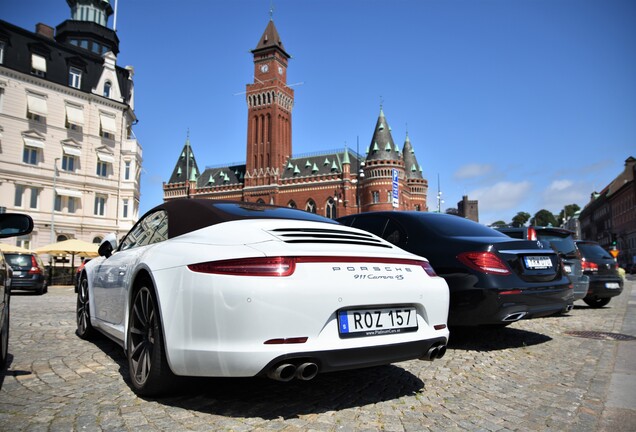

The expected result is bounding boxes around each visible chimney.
[35,23,54,39]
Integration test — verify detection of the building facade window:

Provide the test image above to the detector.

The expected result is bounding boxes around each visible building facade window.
[94,195,106,216]
[31,53,46,77]
[16,236,31,250]
[306,199,316,213]
[23,146,38,165]
[124,161,131,180]
[326,198,335,219]
[62,154,75,172]
[28,187,39,209]
[54,193,62,212]
[103,81,111,98]
[69,67,82,89]
[123,199,129,218]
[0,41,4,64]
[14,185,24,207]
[96,160,108,177]
[287,200,297,208]
[372,191,380,204]
[68,197,77,214]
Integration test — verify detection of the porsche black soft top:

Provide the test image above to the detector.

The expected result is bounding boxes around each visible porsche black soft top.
[148,199,338,239]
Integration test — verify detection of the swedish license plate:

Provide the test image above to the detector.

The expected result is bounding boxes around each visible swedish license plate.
[524,256,552,269]
[564,265,572,274]
[606,282,620,289]
[338,307,417,338]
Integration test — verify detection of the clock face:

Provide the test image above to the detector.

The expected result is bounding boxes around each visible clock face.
[260,64,269,73]
[278,66,283,74]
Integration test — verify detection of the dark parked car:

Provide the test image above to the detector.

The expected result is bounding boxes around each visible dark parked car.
[338,212,573,326]
[0,213,34,369]
[494,226,589,302]
[4,253,47,295]
[575,241,624,308]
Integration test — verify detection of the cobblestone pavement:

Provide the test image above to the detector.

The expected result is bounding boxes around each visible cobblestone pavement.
[1,278,634,431]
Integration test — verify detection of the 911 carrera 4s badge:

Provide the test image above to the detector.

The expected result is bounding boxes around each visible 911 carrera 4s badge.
[338,307,418,338]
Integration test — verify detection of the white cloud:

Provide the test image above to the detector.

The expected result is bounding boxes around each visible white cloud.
[541,179,588,211]
[547,179,573,192]
[469,181,533,211]
[454,163,493,180]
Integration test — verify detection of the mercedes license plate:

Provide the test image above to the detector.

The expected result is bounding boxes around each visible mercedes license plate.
[606,282,620,289]
[524,256,552,269]
[338,307,417,338]
[563,265,572,274]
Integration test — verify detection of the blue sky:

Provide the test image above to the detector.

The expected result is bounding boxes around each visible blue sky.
[2,0,635,224]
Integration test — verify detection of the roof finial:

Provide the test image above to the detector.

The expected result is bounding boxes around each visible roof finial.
[269,1,275,20]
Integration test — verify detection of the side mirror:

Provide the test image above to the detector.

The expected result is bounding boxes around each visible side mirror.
[98,233,117,258]
[0,213,34,239]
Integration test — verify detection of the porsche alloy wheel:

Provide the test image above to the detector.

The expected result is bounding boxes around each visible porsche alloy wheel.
[127,282,174,396]
[76,276,96,340]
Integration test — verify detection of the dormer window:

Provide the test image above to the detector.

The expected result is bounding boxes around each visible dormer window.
[69,67,82,89]
[31,54,46,77]
[103,81,112,98]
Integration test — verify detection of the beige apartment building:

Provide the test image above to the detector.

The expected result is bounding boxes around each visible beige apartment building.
[0,0,141,254]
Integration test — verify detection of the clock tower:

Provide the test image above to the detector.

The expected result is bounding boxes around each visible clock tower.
[244,18,294,196]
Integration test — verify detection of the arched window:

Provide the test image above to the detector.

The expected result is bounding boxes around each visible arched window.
[92,236,103,244]
[305,199,316,214]
[325,198,336,219]
[57,234,68,242]
[103,81,111,98]
[256,199,265,204]
[287,200,297,208]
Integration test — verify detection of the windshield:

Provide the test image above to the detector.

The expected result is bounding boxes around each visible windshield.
[422,214,509,238]
[577,242,613,260]
[536,232,577,257]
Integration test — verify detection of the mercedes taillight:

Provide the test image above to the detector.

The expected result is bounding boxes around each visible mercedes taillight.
[457,251,511,275]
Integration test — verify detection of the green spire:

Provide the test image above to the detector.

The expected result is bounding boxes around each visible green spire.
[342,150,351,165]
[312,163,318,173]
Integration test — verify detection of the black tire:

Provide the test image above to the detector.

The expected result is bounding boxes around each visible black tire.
[583,296,611,308]
[127,281,175,396]
[0,299,10,369]
[76,275,96,339]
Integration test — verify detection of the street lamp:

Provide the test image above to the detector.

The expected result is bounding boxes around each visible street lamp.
[50,158,60,243]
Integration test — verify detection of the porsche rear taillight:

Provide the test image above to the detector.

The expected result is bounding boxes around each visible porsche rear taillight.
[527,226,537,241]
[457,251,511,275]
[188,256,436,277]
[419,261,438,277]
[188,257,296,277]
[28,255,42,275]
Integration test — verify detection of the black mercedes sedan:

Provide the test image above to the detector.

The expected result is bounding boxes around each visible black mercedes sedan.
[338,212,573,326]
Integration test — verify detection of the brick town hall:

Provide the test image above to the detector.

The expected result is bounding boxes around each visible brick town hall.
[163,18,429,218]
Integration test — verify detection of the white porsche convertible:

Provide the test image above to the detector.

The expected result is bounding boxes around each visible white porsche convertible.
[77,200,449,396]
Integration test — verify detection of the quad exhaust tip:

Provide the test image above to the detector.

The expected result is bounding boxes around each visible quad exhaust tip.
[421,343,447,361]
[268,361,319,382]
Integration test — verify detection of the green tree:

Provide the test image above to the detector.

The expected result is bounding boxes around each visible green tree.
[531,209,558,227]
[511,211,531,227]
[490,220,507,227]
[558,204,581,226]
